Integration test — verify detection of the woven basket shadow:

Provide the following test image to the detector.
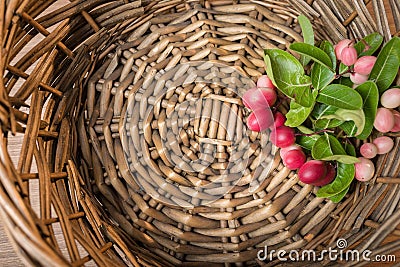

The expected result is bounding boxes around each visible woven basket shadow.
[0,0,399,266]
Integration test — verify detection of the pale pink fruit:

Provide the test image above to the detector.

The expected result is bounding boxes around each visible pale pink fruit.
[334,39,352,61]
[247,109,274,132]
[354,56,377,75]
[350,72,369,84]
[373,136,394,154]
[340,47,358,66]
[242,87,277,110]
[374,108,395,133]
[355,157,375,181]
[360,143,378,159]
[257,75,276,90]
[391,110,400,132]
[380,88,400,109]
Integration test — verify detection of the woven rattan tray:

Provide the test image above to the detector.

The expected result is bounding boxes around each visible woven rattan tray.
[0,0,399,266]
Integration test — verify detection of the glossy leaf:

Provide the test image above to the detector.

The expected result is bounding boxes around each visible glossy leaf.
[354,33,384,57]
[264,49,313,107]
[285,90,318,127]
[290,43,334,71]
[317,84,363,110]
[311,103,338,120]
[298,14,315,66]
[311,41,336,90]
[329,186,350,203]
[354,81,379,140]
[317,162,355,198]
[311,133,359,164]
[369,37,400,93]
[314,118,343,129]
[321,108,365,136]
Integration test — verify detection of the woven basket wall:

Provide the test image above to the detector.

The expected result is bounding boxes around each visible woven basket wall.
[0,0,399,266]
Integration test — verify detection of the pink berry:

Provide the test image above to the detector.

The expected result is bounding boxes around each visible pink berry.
[247,109,274,132]
[380,88,400,109]
[374,108,395,133]
[373,136,394,154]
[242,87,277,110]
[283,149,306,170]
[270,112,286,130]
[391,110,400,132]
[354,56,377,75]
[334,39,352,61]
[257,75,276,90]
[270,126,296,148]
[355,157,375,181]
[298,160,328,185]
[350,72,368,84]
[280,144,302,160]
[360,143,378,159]
[341,47,358,66]
[313,163,336,186]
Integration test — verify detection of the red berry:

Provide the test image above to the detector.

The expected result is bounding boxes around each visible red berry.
[355,157,375,182]
[280,144,302,160]
[242,87,277,110]
[360,143,378,159]
[313,163,336,186]
[270,126,295,148]
[374,108,395,133]
[334,39,352,61]
[341,47,358,66]
[246,109,274,132]
[298,160,328,185]
[373,136,394,154]
[283,149,306,170]
[354,56,377,76]
[391,110,400,132]
[270,112,286,130]
[381,88,400,109]
[257,75,276,90]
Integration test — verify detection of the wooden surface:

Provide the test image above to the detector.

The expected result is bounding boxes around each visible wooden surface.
[0,1,397,266]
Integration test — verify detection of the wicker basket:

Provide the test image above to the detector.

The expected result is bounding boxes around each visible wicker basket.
[0,0,399,266]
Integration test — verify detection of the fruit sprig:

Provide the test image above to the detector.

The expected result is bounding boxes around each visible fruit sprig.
[242,15,400,203]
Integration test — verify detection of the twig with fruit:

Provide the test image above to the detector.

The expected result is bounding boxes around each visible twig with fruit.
[243,15,400,203]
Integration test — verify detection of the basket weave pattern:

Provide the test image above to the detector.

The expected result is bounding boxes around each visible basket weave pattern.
[0,0,399,266]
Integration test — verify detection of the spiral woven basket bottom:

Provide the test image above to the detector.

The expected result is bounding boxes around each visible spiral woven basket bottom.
[1,0,400,266]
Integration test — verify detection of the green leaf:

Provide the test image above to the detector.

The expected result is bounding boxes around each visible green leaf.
[321,108,365,136]
[297,125,314,134]
[354,33,384,57]
[290,43,334,71]
[329,186,350,203]
[339,63,349,75]
[340,121,357,137]
[317,84,363,110]
[369,37,400,93]
[314,118,343,129]
[296,135,319,150]
[311,103,338,120]
[336,76,353,87]
[317,162,355,198]
[311,41,336,91]
[311,133,359,164]
[343,142,356,157]
[285,90,318,127]
[354,81,379,140]
[264,49,313,107]
[298,14,315,66]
